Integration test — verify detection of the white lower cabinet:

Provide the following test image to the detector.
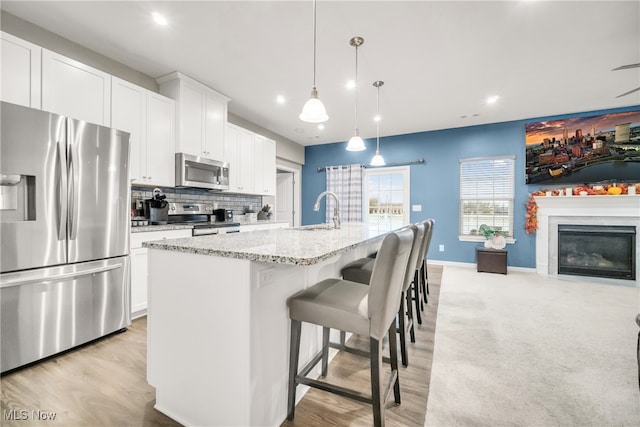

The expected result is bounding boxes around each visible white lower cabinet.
[130,229,192,317]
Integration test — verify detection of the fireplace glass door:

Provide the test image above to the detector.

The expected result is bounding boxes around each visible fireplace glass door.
[558,224,636,280]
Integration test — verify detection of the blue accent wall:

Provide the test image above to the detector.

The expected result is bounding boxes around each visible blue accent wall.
[302,105,640,268]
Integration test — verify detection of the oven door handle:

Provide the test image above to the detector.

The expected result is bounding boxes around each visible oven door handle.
[192,227,219,237]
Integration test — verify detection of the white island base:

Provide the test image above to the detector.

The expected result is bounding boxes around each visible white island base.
[146,233,381,426]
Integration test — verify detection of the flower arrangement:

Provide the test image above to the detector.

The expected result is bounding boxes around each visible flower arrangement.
[525,195,538,234]
[479,224,507,249]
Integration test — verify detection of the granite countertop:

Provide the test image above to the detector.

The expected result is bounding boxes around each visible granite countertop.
[131,224,194,233]
[143,223,386,265]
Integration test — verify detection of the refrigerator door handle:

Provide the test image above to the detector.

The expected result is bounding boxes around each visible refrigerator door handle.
[0,263,122,289]
[69,141,80,241]
[57,139,68,241]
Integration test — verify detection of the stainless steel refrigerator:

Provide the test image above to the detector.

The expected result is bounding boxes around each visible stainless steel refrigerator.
[0,101,131,373]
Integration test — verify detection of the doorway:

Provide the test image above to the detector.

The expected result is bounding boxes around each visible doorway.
[276,169,295,227]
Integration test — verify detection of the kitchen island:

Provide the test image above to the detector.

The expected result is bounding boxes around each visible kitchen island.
[143,224,387,426]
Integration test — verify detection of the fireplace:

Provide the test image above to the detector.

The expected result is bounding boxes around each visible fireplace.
[534,194,640,286]
[557,224,636,280]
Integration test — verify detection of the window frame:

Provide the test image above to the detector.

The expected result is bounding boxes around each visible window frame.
[363,166,411,233]
[458,155,516,244]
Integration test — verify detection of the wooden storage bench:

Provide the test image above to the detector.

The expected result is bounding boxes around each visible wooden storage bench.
[476,247,507,274]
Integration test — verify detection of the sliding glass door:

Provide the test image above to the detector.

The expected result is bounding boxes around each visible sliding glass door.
[363,166,410,233]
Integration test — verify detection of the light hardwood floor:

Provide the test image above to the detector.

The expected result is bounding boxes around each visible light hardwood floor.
[0,266,442,427]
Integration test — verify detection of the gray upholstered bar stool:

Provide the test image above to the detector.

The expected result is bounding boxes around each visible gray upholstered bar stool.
[339,223,425,367]
[286,227,414,427]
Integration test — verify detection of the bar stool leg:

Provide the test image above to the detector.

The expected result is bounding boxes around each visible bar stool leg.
[388,322,401,405]
[321,327,330,377]
[287,319,302,420]
[397,293,408,367]
[370,337,384,427]
[413,271,422,325]
[406,286,416,343]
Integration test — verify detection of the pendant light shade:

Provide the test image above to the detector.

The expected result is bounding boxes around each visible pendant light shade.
[299,87,328,123]
[347,133,366,151]
[346,36,365,151]
[300,0,328,123]
[370,80,385,166]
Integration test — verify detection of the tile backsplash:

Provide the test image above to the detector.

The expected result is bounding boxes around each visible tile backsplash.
[131,186,262,215]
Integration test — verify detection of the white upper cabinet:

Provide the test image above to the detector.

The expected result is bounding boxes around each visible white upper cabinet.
[42,49,111,126]
[254,135,276,196]
[224,123,255,194]
[145,92,176,187]
[225,123,277,196]
[111,77,175,187]
[1,32,41,108]
[157,72,229,161]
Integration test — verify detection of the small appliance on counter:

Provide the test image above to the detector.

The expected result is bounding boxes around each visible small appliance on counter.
[213,208,234,222]
[145,188,169,224]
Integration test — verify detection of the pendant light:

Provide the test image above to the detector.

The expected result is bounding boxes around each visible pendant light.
[370,80,385,166]
[346,36,366,151]
[299,0,328,123]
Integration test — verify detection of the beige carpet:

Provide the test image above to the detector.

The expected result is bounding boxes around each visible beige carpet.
[425,266,640,426]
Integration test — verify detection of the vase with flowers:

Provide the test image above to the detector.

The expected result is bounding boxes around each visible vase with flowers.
[479,224,507,249]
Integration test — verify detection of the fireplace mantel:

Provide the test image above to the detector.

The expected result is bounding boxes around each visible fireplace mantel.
[534,195,640,285]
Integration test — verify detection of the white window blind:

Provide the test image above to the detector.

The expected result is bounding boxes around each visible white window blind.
[459,156,515,237]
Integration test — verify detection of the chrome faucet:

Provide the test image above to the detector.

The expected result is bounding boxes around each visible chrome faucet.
[313,191,341,229]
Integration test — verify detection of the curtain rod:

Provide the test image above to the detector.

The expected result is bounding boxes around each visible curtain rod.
[317,158,425,172]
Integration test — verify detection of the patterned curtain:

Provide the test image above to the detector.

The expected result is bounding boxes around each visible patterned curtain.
[325,164,364,223]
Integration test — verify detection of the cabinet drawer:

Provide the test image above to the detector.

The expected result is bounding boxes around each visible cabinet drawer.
[131,229,192,248]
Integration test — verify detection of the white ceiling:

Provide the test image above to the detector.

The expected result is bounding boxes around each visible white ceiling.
[2,1,639,146]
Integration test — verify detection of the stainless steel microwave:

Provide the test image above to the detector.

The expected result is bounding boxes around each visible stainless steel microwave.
[175,153,230,190]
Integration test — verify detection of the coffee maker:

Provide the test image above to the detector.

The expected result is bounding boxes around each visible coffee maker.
[213,209,233,222]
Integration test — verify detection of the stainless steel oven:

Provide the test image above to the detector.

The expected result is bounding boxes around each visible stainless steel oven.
[168,203,239,236]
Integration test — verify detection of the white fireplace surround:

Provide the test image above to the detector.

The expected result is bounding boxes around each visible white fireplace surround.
[535,195,640,286]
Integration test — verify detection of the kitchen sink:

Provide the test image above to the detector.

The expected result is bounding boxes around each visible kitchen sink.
[291,224,336,231]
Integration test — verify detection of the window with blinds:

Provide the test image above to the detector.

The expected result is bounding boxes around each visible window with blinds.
[459,156,515,238]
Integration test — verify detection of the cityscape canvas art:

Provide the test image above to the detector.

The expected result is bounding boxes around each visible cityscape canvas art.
[525,110,640,185]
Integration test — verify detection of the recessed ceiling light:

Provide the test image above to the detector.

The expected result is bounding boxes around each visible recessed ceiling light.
[152,12,168,26]
[345,80,356,90]
[374,114,381,122]
[317,124,325,130]
[276,95,285,104]
[486,95,499,104]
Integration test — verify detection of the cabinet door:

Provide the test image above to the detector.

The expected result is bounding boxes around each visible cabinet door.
[1,32,41,108]
[111,77,146,183]
[42,49,111,125]
[204,92,225,160]
[254,135,276,195]
[177,81,204,156]
[130,247,148,317]
[224,123,241,192]
[146,92,176,187]
[238,128,255,193]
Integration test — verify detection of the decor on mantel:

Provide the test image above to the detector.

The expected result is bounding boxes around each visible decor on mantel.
[299,0,328,123]
[525,194,538,234]
[370,80,385,166]
[525,182,639,234]
[345,36,366,151]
